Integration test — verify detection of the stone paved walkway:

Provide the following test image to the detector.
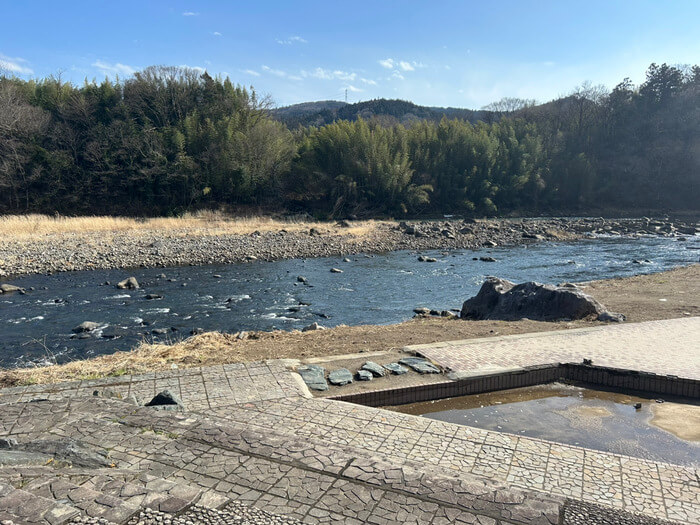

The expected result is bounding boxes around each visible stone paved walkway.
[0,318,698,524]
[408,317,700,380]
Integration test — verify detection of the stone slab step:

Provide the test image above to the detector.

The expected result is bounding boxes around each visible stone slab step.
[83,473,220,514]
[22,477,139,524]
[0,481,80,524]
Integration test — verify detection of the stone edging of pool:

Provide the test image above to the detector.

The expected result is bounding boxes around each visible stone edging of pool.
[327,362,700,407]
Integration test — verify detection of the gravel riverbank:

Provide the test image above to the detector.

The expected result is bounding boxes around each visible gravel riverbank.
[0,216,697,278]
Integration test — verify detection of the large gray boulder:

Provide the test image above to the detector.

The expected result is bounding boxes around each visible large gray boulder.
[0,283,22,294]
[460,277,622,322]
[116,277,139,290]
[297,364,328,391]
[72,321,101,333]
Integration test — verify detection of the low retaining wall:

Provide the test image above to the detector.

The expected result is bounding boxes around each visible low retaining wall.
[329,363,700,407]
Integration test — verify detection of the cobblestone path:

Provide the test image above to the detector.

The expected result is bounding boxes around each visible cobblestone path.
[0,318,698,524]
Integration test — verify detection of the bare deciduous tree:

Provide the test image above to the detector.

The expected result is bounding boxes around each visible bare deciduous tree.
[0,81,50,209]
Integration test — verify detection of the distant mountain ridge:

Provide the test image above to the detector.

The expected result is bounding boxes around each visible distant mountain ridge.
[272,98,494,127]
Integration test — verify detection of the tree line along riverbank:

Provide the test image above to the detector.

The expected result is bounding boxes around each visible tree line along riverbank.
[1,63,699,218]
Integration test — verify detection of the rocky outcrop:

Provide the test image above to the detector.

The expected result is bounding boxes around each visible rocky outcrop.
[460,277,623,322]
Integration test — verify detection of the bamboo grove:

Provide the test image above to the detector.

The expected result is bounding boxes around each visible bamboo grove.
[1,63,698,217]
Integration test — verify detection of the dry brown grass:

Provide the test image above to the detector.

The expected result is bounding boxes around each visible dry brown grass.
[0,332,247,387]
[0,212,383,239]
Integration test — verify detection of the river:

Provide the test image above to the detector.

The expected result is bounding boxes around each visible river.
[1,235,697,368]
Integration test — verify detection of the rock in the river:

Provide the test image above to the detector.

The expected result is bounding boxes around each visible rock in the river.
[297,364,328,391]
[297,275,308,283]
[479,256,497,262]
[361,362,386,377]
[302,322,325,332]
[145,294,163,300]
[384,363,409,375]
[0,284,22,294]
[145,390,185,410]
[72,321,101,333]
[356,370,373,381]
[328,368,353,386]
[100,327,127,339]
[417,255,438,262]
[116,277,139,290]
[460,277,622,322]
[330,267,343,273]
[399,357,441,374]
[413,307,431,315]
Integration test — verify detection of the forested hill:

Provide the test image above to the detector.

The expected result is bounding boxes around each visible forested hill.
[0,63,698,218]
[272,98,489,128]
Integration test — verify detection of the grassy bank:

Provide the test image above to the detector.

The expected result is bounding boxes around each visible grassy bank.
[1,264,697,388]
[0,212,383,239]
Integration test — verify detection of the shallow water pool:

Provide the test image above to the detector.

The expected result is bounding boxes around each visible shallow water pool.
[391,383,700,466]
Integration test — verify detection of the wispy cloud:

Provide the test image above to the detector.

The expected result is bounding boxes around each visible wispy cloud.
[243,69,261,77]
[262,65,287,77]
[345,85,363,93]
[213,31,222,37]
[0,53,34,75]
[379,58,422,79]
[182,11,198,16]
[276,36,307,45]
[92,60,136,77]
[179,64,206,74]
[360,77,377,86]
[303,67,356,81]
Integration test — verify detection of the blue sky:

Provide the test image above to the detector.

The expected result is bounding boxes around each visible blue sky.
[2,1,700,108]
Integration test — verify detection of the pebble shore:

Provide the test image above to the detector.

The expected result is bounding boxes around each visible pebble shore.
[1,217,697,278]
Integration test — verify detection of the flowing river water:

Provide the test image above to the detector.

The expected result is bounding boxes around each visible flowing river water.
[1,235,698,368]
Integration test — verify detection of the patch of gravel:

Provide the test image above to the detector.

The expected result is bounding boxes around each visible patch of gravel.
[2,216,693,278]
[121,503,303,525]
[563,499,683,525]
[70,517,113,525]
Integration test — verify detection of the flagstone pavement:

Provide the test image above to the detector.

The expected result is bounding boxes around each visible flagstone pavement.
[0,318,698,524]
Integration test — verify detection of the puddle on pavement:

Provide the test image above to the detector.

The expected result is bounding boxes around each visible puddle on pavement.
[390,383,700,466]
